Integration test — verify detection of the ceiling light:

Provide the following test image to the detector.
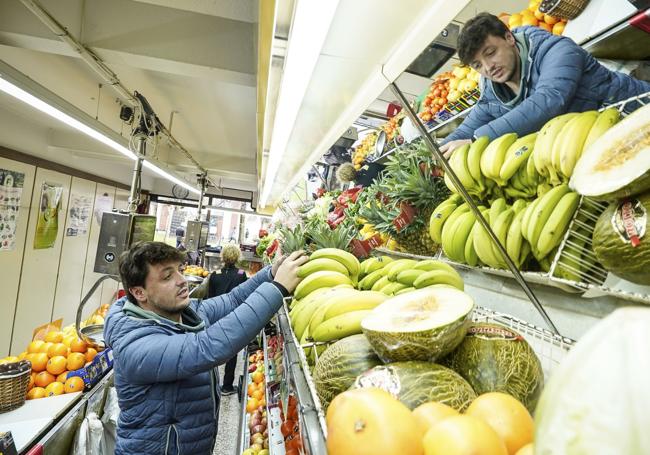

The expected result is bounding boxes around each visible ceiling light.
[0,71,200,195]
[259,0,340,208]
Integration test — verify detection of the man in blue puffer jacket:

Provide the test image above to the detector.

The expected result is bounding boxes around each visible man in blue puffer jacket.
[440,13,650,157]
[104,241,308,454]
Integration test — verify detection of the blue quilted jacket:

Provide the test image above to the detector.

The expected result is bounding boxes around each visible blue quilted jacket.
[104,266,283,455]
[444,26,650,142]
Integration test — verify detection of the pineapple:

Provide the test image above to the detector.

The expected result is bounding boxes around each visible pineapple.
[278,225,306,254]
[307,218,357,251]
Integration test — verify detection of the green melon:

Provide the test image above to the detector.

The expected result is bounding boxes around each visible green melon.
[351,361,476,411]
[443,322,544,413]
[312,335,382,409]
[592,192,650,284]
[361,287,474,363]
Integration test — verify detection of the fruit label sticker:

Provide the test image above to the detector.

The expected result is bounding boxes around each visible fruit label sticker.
[350,234,382,259]
[354,366,401,397]
[467,325,524,341]
[612,199,646,247]
[514,145,530,157]
[393,202,417,232]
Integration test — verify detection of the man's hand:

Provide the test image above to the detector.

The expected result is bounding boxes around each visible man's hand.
[273,250,309,293]
[439,139,472,159]
[271,253,287,278]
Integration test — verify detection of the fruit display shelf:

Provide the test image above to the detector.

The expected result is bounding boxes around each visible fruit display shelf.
[261,329,286,455]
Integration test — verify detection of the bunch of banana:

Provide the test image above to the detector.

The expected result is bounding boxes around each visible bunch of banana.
[533,109,620,185]
[480,132,518,186]
[520,184,581,261]
[294,248,360,299]
[358,256,394,282]
[429,194,464,244]
[444,138,490,199]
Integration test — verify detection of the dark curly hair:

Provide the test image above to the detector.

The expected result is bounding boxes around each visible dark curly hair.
[119,241,185,303]
[458,13,510,65]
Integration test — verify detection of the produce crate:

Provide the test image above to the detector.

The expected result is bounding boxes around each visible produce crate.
[282,303,575,443]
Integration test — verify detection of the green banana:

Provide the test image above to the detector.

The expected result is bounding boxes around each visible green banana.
[446,210,477,263]
[412,260,460,276]
[412,269,464,291]
[536,191,581,258]
[395,269,427,286]
[491,208,515,268]
[558,111,599,179]
[489,198,508,225]
[311,310,372,343]
[480,132,518,182]
[499,132,538,181]
[381,282,410,295]
[519,241,532,269]
[395,286,415,296]
[464,221,480,267]
[381,259,413,279]
[506,209,527,268]
[429,201,460,244]
[520,196,541,242]
[467,136,490,182]
[536,182,553,197]
[293,270,353,300]
[310,248,360,278]
[582,107,620,152]
[371,275,391,292]
[358,268,386,290]
[323,290,387,320]
[512,199,528,214]
[441,204,470,258]
[387,259,418,281]
[509,168,528,191]
[526,184,572,255]
[297,257,349,278]
[525,149,539,186]
[449,143,478,190]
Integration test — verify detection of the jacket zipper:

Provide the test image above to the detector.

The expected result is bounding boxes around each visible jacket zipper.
[210,368,218,450]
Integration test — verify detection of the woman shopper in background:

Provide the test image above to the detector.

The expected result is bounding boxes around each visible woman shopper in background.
[207,243,248,395]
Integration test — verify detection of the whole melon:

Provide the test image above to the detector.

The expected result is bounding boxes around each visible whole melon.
[361,287,474,363]
[443,323,543,413]
[592,192,650,285]
[312,335,382,409]
[351,361,476,412]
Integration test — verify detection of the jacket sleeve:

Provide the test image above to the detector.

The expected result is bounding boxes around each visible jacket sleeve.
[475,37,585,139]
[113,280,284,384]
[442,98,496,143]
[198,266,273,325]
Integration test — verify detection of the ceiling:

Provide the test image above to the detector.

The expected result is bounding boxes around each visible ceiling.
[0,0,259,197]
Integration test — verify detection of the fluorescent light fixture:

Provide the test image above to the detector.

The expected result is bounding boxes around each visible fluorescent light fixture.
[259,0,340,208]
[0,75,200,195]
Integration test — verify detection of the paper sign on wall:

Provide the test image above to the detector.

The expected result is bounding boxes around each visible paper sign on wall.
[0,168,25,252]
[66,193,93,236]
[34,182,63,249]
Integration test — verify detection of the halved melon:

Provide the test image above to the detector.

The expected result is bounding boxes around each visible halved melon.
[570,103,650,200]
[361,287,474,363]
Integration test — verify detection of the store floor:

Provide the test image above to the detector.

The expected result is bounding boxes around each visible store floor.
[213,352,244,455]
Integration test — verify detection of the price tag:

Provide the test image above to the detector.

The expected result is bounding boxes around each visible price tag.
[393,202,417,232]
[350,234,383,259]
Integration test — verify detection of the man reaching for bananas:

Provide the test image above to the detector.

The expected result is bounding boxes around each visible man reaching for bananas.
[440,13,650,158]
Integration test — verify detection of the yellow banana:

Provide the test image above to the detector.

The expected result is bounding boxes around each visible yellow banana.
[310,248,360,277]
[558,111,598,179]
[536,191,581,258]
[386,259,418,281]
[506,209,527,268]
[446,210,477,263]
[395,269,427,286]
[526,184,572,255]
[467,136,490,182]
[541,113,579,184]
[499,132,538,181]
[323,291,388,320]
[582,107,620,152]
[520,196,541,242]
[490,208,515,268]
[358,268,386,290]
[429,201,459,244]
[412,259,460,276]
[371,275,391,292]
[464,221,480,267]
[293,270,353,300]
[292,288,357,339]
[449,143,478,190]
[533,115,558,176]
[480,133,518,181]
[381,282,410,295]
[412,269,464,291]
[489,198,508,225]
[473,209,501,268]
[441,204,470,258]
[297,258,349,278]
[311,310,372,343]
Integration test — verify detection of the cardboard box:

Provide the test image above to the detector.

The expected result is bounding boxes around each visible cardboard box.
[67,349,113,390]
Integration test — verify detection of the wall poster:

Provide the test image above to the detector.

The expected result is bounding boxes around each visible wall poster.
[0,168,25,252]
[34,182,63,249]
[66,193,93,237]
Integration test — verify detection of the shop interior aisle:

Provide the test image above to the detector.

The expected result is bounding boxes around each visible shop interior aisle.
[214,353,244,455]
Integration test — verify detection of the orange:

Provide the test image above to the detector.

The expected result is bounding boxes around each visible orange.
[44,331,64,343]
[27,340,45,354]
[66,352,86,371]
[27,387,46,400]
[528,0,540,10]
[465,392,533,455]
[508,14,523,29]
[46,356,67,375]
[246,398,259,413]
[28,372,35,391]
[34,371,56,388]
[85,348,98,363]
[29,352,49,372]
[18,351,28,360]
[423,415,507,455]
[515,443,534,455]
[412,402,459,438]
[520,9,535,18]
[45,381,64,397]
[56,371,69,383]
[252,389,264,401]
[326,388,423,455]
[533,8,545,20]
[544,14,559,25]
[251,371,264,384]
[47,343,68,358]
[537,22,552,32]
[522,16,538,27]
[247,383,256,397]
[64,376,85,393]
[70,339,87,353]
[552,22,565,35]
[38,342,53,354]
[62,335,77,347]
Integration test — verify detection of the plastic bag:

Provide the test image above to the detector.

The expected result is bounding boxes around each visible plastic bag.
[71,412,104,455]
